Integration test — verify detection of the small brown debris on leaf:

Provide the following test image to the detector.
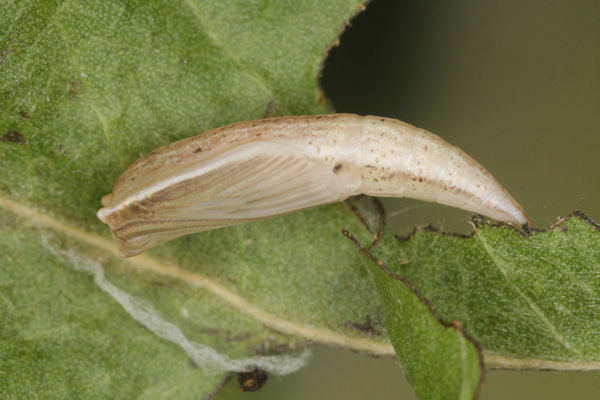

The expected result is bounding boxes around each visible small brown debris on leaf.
[237,368,268,392]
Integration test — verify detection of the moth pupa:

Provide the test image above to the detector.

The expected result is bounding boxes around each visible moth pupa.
[97,114,530,257]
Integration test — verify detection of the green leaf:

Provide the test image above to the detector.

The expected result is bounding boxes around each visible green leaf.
[366,212,600,370]
[0,207,229,399]
[5,1,598,398]
[348,230,483,400]
[1,1,386,398]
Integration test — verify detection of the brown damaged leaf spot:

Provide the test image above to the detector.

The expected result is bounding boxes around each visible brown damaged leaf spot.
[342,227,485,394]
[344,314,383,337]
[69,80,84,99]
[1,131,26,146]
[54,144,67,155]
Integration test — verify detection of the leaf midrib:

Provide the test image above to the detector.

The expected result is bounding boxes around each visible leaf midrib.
[475,228,578,356]
[0,193,392,355]
[3,193,599,371]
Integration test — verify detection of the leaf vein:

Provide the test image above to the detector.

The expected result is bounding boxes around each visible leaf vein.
[3,194,599,370]
[475,231,579,355]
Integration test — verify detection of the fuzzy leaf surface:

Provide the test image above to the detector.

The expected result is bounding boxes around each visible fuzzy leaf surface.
[355,237,482,400]
[0,1,381,398]
[367,214,600,369]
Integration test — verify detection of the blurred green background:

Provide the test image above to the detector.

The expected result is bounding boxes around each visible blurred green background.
[215,0,600,398]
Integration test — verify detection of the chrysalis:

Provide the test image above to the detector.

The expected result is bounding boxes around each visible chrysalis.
[98,114,529,257]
